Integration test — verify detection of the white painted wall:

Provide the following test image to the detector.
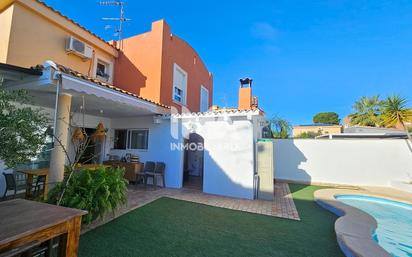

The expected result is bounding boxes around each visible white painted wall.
[181,117,256,199]
[109,116,184,189]
[274,139,412,187]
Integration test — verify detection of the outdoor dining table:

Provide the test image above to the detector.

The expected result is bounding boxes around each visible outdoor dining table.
[0,199,86,257]
[20,168,49,200]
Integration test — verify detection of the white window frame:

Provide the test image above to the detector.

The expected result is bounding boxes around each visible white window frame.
[200,85,209,112]
[113,128,149,151]
[172,63,188,105]
[127,129,149,151]
[93,55,113,84]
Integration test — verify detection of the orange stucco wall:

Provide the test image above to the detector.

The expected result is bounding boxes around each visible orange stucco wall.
[114,20,213,112]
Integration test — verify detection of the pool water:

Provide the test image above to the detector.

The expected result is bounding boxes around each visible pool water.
[336,195,412,257]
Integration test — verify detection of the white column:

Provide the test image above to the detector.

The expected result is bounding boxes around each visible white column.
[49,93,72,187]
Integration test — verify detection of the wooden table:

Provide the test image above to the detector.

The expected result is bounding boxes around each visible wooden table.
[20,168,49,200]
[0,199,86,257]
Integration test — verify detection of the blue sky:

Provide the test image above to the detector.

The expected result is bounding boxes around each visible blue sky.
[44,0,412,125]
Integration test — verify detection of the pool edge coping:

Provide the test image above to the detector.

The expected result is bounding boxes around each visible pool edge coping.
[314,189,398,257]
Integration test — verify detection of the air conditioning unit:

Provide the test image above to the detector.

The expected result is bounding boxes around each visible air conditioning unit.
[65,36,93,59]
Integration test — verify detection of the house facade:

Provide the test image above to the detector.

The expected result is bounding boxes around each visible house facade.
[0,0,266,200]
[114,20,213,113]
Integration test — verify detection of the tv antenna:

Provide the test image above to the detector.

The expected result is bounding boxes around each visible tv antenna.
[100,1,131,49]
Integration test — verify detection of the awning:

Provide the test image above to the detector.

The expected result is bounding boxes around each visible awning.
[1,61,170,117]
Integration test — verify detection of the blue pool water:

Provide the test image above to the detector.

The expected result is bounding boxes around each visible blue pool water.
[336,195,412,257]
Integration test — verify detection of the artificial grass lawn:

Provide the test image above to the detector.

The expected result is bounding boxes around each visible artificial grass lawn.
[79,184,344,257]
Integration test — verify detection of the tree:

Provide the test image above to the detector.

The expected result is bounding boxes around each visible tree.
[313,112,340,125]
[381,95,412,143]
[349,96,382,127]
[270,117,291,139]
[0,88,49,168]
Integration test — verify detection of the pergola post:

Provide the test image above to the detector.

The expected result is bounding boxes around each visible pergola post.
[49,93,72,188]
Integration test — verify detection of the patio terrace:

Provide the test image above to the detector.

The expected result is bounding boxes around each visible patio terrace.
[82,182,300,233]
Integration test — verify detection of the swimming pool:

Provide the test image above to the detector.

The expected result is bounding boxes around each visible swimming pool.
[336,195,412,257]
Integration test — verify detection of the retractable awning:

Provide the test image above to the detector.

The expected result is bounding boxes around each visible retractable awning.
[1,61,170,117]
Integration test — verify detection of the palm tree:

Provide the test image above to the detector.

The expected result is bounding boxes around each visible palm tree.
[270,117,291,139]
[349,96,382,127]
[381,95,412,142]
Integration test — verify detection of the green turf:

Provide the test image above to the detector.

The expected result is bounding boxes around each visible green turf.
[79,184,344,257]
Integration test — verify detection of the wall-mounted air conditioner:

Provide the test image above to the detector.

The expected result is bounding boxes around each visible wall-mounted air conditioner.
[65,36,93,59]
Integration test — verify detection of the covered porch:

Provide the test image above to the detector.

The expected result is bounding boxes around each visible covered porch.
[0,61,182,196]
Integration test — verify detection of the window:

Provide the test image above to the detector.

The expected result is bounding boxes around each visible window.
[114,129,127,149]
[172,64,187,104]
[96,60,109,79]
[174,87,183,102]
[200,86,209,112]
[128,130,149,150]
[93,55,113,83]
[113,129,149,150]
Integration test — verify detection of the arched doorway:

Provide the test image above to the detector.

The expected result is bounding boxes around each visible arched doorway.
[183,133,204,190]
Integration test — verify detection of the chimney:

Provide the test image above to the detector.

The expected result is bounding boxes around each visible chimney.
[238,78,255,110]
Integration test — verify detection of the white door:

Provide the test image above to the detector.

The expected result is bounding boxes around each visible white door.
[200,86,209,112]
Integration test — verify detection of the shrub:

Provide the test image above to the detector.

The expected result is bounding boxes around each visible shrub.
[48,166,128,224]
[295,131,322,139]
[0,89,49,168]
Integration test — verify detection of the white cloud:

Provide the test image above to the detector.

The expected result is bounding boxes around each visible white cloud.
[251,22,278,41]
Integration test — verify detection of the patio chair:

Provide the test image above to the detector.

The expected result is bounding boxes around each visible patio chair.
[32,175,46,199]
[143,161,155,187]
[144,162,166,189]
[2,172,26,200]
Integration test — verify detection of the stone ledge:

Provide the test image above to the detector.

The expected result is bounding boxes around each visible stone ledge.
[314,189,392,257]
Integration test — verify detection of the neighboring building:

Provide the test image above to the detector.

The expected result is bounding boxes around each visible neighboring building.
[343,126,405,134]
[114,20,213,113]
[292,124,342,138]
[0,0,118,84]
[316,125,409,139]
[0,0,266,200]
[0,0,213,112]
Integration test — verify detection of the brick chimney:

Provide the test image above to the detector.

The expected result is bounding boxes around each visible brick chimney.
[238,78,257,110]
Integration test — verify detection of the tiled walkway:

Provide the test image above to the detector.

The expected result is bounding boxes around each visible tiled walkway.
[82,182,300,233]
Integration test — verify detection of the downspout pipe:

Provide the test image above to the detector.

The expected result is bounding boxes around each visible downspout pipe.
[43,61,62,142]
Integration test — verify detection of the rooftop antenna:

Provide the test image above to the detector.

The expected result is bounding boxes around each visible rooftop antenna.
[99,1,131,50]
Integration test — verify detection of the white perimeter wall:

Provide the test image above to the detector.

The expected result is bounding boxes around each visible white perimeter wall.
[274,139,412,187]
